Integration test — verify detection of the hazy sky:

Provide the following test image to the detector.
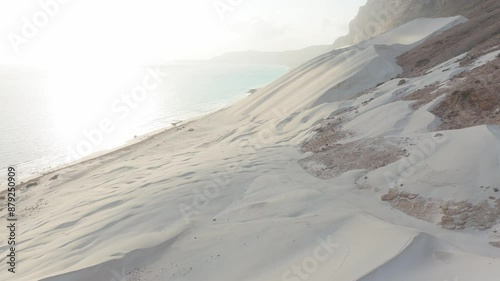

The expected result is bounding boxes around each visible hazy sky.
[0,0,366,66]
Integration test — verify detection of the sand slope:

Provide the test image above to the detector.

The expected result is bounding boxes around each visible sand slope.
[1,16,500,281]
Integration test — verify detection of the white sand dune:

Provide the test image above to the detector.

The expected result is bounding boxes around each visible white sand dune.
[357,233,500,281]
[2,16,500,281]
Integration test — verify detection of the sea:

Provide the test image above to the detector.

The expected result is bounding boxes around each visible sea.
[0,63,288,180]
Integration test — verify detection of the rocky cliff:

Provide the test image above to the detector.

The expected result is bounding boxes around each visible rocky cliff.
[333,0,494,48]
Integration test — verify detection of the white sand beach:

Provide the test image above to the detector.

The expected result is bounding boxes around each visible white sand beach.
[1,16,500,281]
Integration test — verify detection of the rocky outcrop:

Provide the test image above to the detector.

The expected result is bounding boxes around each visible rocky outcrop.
[397,4,500,77]
[333,0,493,48]
[381,188,500,231]
[431,59,500,130]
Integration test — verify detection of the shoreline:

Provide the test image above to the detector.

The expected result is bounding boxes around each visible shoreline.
[0,90,246,191]
[0,62,288,187]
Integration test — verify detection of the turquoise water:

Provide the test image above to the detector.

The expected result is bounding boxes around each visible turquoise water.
[0,63,288,179]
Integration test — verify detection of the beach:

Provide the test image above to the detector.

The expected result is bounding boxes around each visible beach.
[0,63,288,180]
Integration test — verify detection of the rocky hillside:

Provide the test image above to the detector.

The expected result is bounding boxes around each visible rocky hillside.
[300,5,500,245]
[333,0,495,48]
[397,3,500,77]
[214,0,498,69]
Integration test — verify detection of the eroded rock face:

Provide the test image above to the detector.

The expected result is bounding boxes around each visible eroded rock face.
[333,0,493,48]
[490,225,500,248]
[381,188,441,222]
[432,62,500,130]
[382,189,500,231]
[397,4,500,78]
[300,135,406,180]
[441,200,500,230]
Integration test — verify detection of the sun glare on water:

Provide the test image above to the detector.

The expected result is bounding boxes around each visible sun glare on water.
[46,63,155,151]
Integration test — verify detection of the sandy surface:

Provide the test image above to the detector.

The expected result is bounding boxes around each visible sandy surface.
[1,16,500,281]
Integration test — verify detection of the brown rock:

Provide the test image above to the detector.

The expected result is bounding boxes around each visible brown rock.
[382,193,398,201]
[490,241,500,248]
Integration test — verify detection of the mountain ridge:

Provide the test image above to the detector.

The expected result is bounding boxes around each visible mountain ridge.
[213,0,496,68]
